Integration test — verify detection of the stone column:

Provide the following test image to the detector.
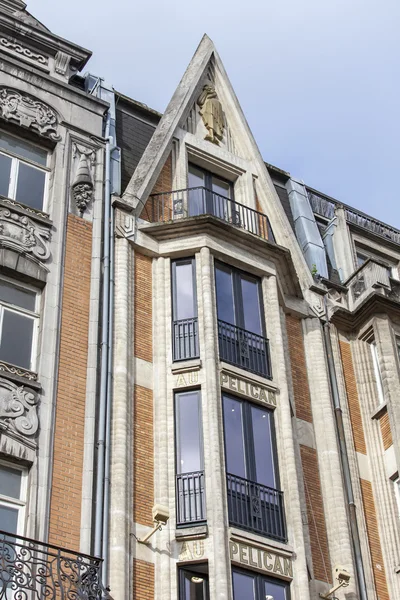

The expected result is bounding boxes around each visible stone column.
[264,275,311,600]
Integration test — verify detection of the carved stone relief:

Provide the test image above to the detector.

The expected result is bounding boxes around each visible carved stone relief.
[197,83,225,145]
[0,87,61,141]
[0,35,48,66]
[72,144,96,215]
[55,51,71,76]
[0,208,51,260]
[0,377,39,437]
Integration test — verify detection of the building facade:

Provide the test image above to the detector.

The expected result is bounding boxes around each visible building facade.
[0,2,399,600]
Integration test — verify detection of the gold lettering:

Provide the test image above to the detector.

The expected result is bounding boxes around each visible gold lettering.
[269,391,277,407]
[250,384,259,399]
[229,541,238,560]
[221,373,229,386]
[239,543,248,564]
[193,540,204,558]
[179,541,193,561]
[238,378,247,395]
[259,388,268,403]
[274,556,284,575]
[249,546,258,567]
[263,551,273,571]
[283,558,293,578]
[257,549,262,568]
[229,376,238,391]
[188,371,198,384]
[176,374,186,387]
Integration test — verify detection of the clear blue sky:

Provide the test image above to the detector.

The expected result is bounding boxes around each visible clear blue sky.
[29,0,400,227]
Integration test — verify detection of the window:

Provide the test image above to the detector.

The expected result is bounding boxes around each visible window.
[215,262,271,378]
[356,253,367,268]
[370,342,385,406]
[0,278,38,371]
[0,131,48,211]
[0,461,27,536]
[394,477,400,518]
[188,164,233,218]
[223,394,286,541]
[172,258,199,361]
[232,569,289,600]
[175,390,205,525]
[179,566,209,600]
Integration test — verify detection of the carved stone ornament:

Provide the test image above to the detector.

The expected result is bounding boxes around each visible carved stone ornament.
[0,377,39,437]
[55,51,71,76]
[72,144,95,215]
[197,82,225,145]
[0,208,51,260]
[0,35,48,66]
[0,87,61,141]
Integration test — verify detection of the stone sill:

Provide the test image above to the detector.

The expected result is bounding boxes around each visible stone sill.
[171,359,202,374]
[229,527,294,558]
[175,525,208,540]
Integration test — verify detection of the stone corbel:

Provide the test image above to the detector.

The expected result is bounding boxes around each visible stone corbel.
[0,207,51,260]
[71,144,96,216]
[0,87,61,141]
[55,51,71,76]
[0,377,39,438]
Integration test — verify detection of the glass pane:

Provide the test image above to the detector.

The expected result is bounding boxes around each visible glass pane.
[0,310,34,369]
[0,504,18,534]
[215,266,235,325]
[0,281,35,311]
[223,396,246,478]
[0,132,47,166]
[264,579,287,600]
[15,163,45,210]
[241,276,262,334]
[181,571,207,600]
[212,176,231,199]
[251,406,275,488]
[0,465,21,499]
[0,153,11,197]
[175,261,195,320]
[188,165,206,217]
[232,571,255,600]
[176,392,202,473]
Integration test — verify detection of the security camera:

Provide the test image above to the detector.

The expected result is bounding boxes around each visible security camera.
[335,566,351,586]
[152,504,170,526]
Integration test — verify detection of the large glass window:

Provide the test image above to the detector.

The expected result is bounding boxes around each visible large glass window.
[0,461,27,536]
[188,164,233,218]
[232,569,289,600]
[179,566,209,600]
[0,131,48,211]
[370,342,385,406]
[172,258,199,361]
[175,391,205,525]
[0,278,38,371]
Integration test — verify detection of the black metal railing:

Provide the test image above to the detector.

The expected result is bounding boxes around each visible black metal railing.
[0,529,112,599]
[176,471,206,526]
[144,187,275,242]
[218,319,272,378]
[173,317,199,361]
[226,473,286,542]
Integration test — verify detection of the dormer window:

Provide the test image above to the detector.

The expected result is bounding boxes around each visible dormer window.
[0,131,48,212]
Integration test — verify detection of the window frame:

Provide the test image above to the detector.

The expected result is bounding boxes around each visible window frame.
[178,565,209,600]
[188,163,234,200]
[0,275,40,372]
[0,130,50,212]
[232,567,291,600]
[370,341,385,406]
[174,389,204,475]
[171,257,198,322]
[394,476,400,518]
[0,459,28,536]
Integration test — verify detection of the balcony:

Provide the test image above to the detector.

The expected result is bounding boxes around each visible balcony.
[142,187,275,242]
[0,530,111,599]
[173,318,199,361]
[226,473,287,542]
[176,471,206,526]
[218,320,272,379]
[346,259,400,312]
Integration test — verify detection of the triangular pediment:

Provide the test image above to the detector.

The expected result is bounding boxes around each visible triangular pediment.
[123,34,313,291]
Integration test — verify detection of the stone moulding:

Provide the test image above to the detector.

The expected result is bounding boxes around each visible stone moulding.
[0,208,51,260]
[0,35,49,66]
[0,362,37,382]
[0,376,39,437]
[0,87,61,141]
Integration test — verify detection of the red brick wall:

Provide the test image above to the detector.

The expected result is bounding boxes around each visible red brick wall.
[133,384,154,527]
[140,154,172,222]
[133,559,155,600]
[339,341,367,454]
[49,215,92,550]
[379,410,393,451]
[134,253,153,363]
[286,315,313,422]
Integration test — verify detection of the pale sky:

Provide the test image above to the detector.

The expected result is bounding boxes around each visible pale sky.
[29,0,400,227]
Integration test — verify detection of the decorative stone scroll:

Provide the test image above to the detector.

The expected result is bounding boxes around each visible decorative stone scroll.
[0,35,48,66]
[0,87,61,141]
[72,144,96,215]
[0,377,39,437]
[0,208,51,260]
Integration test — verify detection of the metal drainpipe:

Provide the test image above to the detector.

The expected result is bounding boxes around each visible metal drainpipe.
[322,298,368,600]
[94,111,112,559]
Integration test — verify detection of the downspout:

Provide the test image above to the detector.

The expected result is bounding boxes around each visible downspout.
[322,298,368,600]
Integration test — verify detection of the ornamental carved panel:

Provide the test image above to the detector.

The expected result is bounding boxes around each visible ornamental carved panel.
[0,377,39,437]
[0,208,51,260]
[0,87,61,141]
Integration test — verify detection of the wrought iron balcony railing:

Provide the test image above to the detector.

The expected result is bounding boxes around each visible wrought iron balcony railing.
[0,530,111,599]
[173,317,199,361]
[217,319,272,379]
[143,187,275,242]
[176,470,206,526]
[226,473,287,542]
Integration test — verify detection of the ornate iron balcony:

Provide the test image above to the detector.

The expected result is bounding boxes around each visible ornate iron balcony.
[143,187,275,242]
[218,319,272,379]
[176,470,206,526]
[226,473,287,542]
[173,317,199,361]
[0,530,112,599]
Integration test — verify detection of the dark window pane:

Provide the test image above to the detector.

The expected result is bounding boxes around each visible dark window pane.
[181,570,208,600]
[0,310,34,369]
[188,165,205,216]
[215,266,235,325]
[251,406,275,488]
[15,163,45,210]
[0,465,21,499]
[0,132,47,166]
[232,571,255,600]
[264,579,288,600]
[175,262,195,320]
[0,281,35,311]
[176,392,202,474]
[241,276,262,334]
[212,176,231,199]
[0,504,18,534]
[0,153,11,197]
[223,396,246,478]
